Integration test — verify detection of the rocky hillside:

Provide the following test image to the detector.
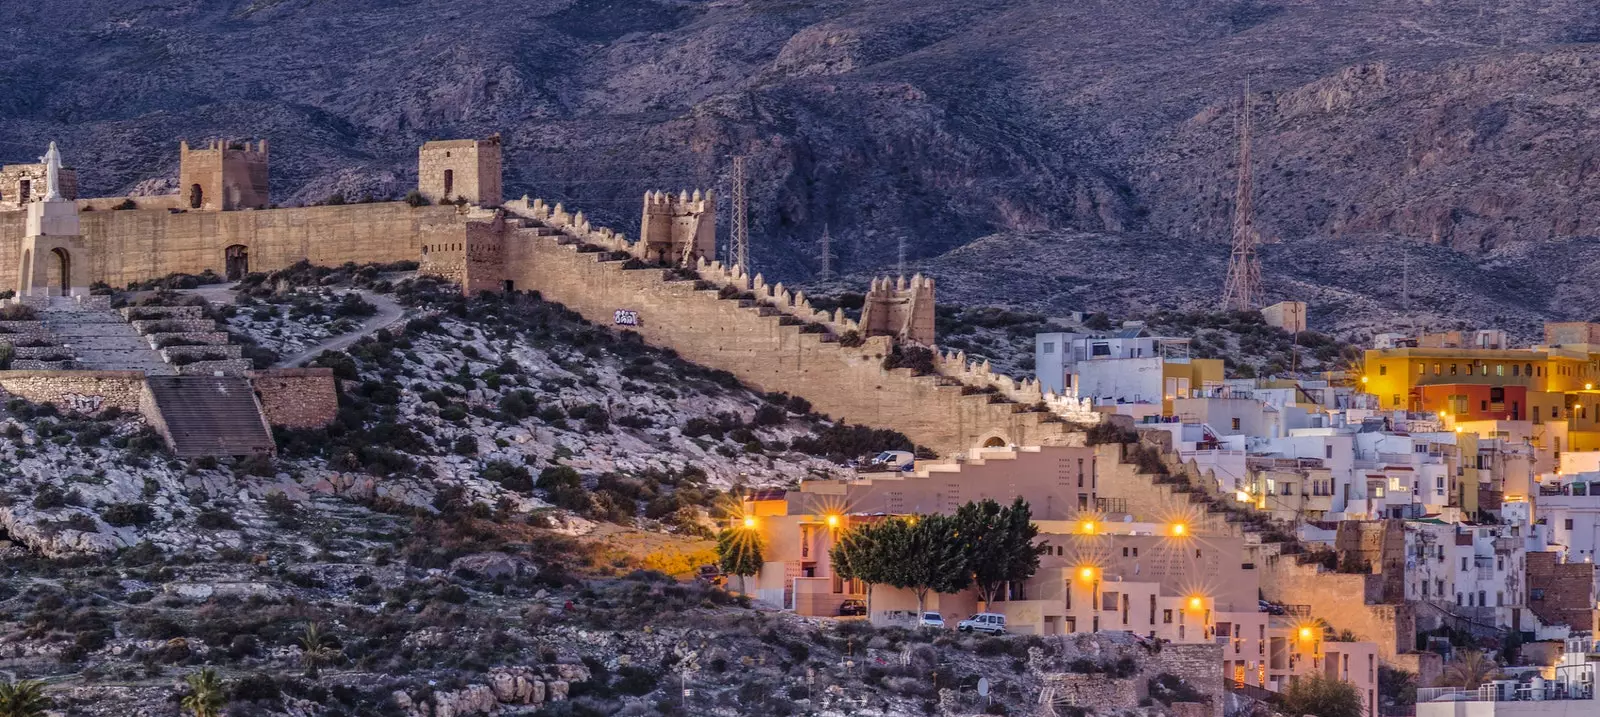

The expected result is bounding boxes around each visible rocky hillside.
[6,0,1597,333]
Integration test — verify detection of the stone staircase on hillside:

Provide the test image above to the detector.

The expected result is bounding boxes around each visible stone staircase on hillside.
[39,295,175,374]
[144,376,275,457]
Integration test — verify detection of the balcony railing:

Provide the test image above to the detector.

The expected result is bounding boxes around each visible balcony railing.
[1418,683,1595,703]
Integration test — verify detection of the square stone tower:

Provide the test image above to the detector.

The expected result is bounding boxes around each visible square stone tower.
[418,136,502,207]
[860,274,937,347]
[637,189,715,265]
[179,139,269,211]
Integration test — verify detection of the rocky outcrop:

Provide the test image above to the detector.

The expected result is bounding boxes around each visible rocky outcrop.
[392,664,591,717]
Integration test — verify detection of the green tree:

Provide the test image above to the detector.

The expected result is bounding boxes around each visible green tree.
[1278,674,1362,717]
[299,622,337,679]
[875,514,970,617]
[716,526,764,595]
[953,497,1048,607]
[0,679,52,717]
[831,523,888,615]
[180,668,226,717]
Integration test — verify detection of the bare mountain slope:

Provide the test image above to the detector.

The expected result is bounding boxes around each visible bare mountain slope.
[3,0,1599,330]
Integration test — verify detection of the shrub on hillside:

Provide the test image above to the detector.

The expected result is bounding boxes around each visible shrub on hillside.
[101,503,156,527]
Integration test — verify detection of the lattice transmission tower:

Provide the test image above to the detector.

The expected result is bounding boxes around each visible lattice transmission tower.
[731,155,751,277]
[1221,78,1262,311]
[818,224,833,279]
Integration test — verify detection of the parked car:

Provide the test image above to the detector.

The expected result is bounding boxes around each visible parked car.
[958,613,1008,635]
[870,450,915,472]
[919,612,945,629]
[1259,599,1286,616]
[838,599,867,617]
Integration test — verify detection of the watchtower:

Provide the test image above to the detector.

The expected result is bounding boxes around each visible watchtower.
[179,139,269,211]
[860,274,937,347]
[418,136,502,207]
[637,189,715,265]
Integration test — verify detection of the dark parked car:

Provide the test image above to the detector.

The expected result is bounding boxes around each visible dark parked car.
[838,599,867,617]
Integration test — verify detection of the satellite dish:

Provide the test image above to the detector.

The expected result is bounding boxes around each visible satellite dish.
[977,677,990,697]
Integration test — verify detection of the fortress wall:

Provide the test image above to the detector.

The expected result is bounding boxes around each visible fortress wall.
[505,231,1076,456]
[0,203,464,291]
[0,370,146,414]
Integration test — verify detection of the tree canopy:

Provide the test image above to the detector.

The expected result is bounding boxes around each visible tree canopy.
[952,497,1048,606]
[716,526,765,595]
[1279,674,1363,717]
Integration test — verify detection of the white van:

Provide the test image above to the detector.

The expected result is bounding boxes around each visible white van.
[958,613,1007,635]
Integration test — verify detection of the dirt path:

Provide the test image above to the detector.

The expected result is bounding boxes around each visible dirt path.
[273,291,405,368]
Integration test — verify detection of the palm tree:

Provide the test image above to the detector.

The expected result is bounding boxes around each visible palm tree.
[299,623,335,679]
[1443,650,1497,690]
[0,679,52,717]
[180,668,225,717]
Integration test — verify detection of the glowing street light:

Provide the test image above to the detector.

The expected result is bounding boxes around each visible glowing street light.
[742,516,757,529]
[1235,490,1250,502]
[1188,595,1204,611]
[1170,523,1188,537]
[1077,566,1097,582]
[1079,520,1096,535]
[1361,376,1369,385]
[825,514,841,529]
[1298,626,1314,641]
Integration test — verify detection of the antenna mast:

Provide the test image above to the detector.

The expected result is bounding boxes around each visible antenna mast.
[1221,78,1262,311]
[731,155,751,277]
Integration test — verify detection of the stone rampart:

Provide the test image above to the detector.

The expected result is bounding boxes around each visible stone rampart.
[249,368,337,428]
[177,359,253,376]
[504,229,1078,456]
[0,202,466,292]
[0,370,146,415]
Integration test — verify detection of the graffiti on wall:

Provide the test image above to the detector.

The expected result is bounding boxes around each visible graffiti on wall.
[62,394,106,414]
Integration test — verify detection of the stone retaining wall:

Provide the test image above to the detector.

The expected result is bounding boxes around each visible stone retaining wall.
[177,359,253,377]
[0,370,146,415]
[121,306,205,321]
[146,332,230,348]
[131,319,218,334]
[248,368,338,428]
[162,345,244,362]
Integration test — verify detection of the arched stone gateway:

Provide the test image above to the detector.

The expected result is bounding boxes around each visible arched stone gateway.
[983,436,1009,448]
[225,245,249,281]
[49,248,70,296]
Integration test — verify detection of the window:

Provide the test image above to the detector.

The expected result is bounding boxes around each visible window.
[1433,363,1441,375]
[1497,556,1504,571]
[1043,342,1055,354]
[1450,364,1459,376]
[1435,579,1444,595]
[1123,547,1130,557]
[1325,445,1333,459]
[1497,592,1503,607]
[1478,590,1486,607]
[1436,476,1445,489]
[1496,364,1504,376]
[1513,364,1521,376]
[1462,557,1468,570]
[1566,518,1574,530]
[1132,547,1138,557]
[1102,592,1119,611]
[1379,365,1387,376]
[1163,609,1173,624]
[1232,418,1241,430]
[1091,342,1111,357]
[1457,592,1463,605]
[1421,581,1428,596]
[1481,364,1488,376]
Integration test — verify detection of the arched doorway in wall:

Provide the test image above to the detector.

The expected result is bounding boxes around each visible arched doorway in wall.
[50,248,70,297]
[190,184,203,209]
[225,245,249,281]
[443,169,454,199]
[982,436,1008,448]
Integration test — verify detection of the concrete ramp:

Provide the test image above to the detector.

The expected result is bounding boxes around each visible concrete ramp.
[144,376,275,457]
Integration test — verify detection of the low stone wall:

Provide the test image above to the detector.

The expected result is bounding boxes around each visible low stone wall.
[162,345,243,362]
[0,370,146,414]
[146,332,230,348]
[10,360,79,371]
[177,359,253,377]
[249,368,338,428]
[131,319,217,334]
[121,306,205,321]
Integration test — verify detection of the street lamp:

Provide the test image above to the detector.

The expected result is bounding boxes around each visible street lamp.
[1079,520,1096,535]
[1170,523,1188,537]
[742,516,757,529]
[825,514,840,529]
